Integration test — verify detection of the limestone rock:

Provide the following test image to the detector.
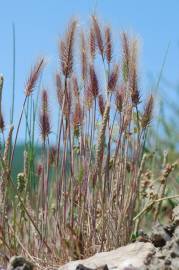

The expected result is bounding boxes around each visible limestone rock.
[150,223,171,247]
[58,242,155,270]
[7,256,34,270]
[172,205,179,224]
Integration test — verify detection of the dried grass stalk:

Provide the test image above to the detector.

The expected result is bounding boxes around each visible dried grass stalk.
[95,102,110,175]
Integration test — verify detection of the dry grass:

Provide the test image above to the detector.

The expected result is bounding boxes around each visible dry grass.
[0,16,178,269]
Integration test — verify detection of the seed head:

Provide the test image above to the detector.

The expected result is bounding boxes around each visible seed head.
[25,58,45,96]
[89,26,96,59]
[80,31,88,81]
[60,20,77,78]
[0,113,5,132]
[108,64,119,91]
[85,84,93,110]
[115,85,125,112]
[73,101,83,136]
[130,38,140,106]
[72,76,79,97]
[121,32,130,82]
[105,26,112,64]
[141,95,154,129]
[17,173,26,194]
[98,94,105,116]
[48,146,57,166]
[89,65,99,98]
[92,16,104,59]
[39,89,51,141]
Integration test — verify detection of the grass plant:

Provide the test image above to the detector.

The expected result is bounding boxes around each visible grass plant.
[0,16,178,268]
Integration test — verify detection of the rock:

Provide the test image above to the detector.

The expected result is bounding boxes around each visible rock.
[172,205,179,224]
[7,256,34,270]
[150,224,171,247]
[58,242,155,270]
[76,264,109,270]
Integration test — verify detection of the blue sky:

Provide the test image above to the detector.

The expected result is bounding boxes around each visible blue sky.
[1,0,179,141]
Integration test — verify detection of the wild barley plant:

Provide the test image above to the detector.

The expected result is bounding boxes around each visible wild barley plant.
[0,17,154,264]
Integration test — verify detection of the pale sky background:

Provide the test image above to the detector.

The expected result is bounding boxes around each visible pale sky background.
[0,0,179,141]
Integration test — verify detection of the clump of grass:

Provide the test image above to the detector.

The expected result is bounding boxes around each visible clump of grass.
[1,16,177,267]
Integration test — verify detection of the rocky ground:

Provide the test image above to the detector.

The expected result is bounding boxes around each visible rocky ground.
[137,205,179,270]
[2,206,179,270]
[60,205,179,270]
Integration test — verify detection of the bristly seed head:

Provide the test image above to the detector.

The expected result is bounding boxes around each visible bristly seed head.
[0,113,5,132]
[89,26,96,59]
[39,89,51,142]
[73,101,83,137]
[108,64,119,91]
[72,76,79,97]
[40,113,51,142]
[141,94,154,129]
[48,146,57,166]
[130,38,140,106]
[115,85,125,112]
[89,64,99,98]
[122,104,132,132]
[92,15,104,59]
[42,89,48,114]
[80,31,88,81]
[130,67,140,106]
[60,19,77,78]
[85,84,93,110]
[121,32,130,82]
[98,94,105,116]
[105,26,112,64]
[17,173,26,194]
[25,58,45,97]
